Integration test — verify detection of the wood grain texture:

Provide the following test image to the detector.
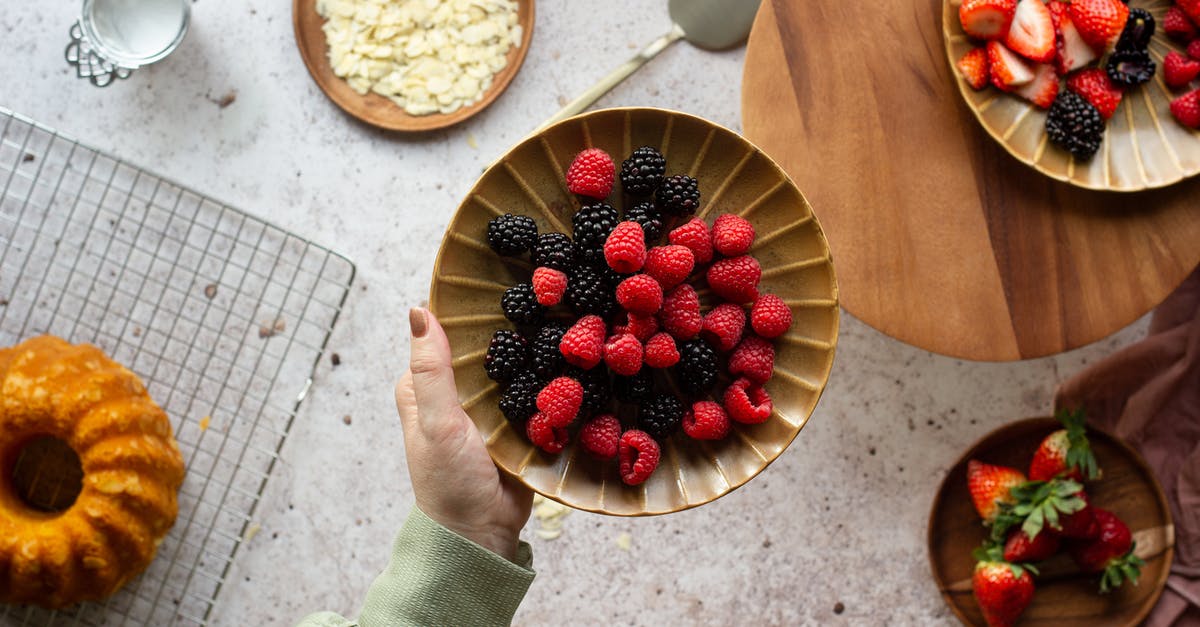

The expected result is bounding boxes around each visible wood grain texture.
[928,418,1174,626]
[741,0,1200,361]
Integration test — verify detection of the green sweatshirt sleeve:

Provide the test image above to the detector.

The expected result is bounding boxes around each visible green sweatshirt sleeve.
[296,506,535,627]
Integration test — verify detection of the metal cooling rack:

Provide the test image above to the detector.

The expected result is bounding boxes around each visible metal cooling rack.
[0,106,355,625]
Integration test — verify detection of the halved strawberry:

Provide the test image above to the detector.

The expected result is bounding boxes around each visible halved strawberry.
[958,47,990,90]
[1055,14,1099,74]
[1067,0,1129,51]
[1165,7,1199,44]
[1164,51,1200,89]
[1015,63,1059,108]
[1067,68,1123,120]
[960,0,1018,40]
[1005,0,1056,62]
[988,41,1035,91]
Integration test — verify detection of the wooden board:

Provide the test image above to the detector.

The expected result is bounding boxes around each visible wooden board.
[741,0,1200,361]
[928,418,1174,626]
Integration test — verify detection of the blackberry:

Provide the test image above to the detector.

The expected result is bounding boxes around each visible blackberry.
[566,264,617,317]
[1116,8,1154,51]
[486,213,538,256]
[501,283,545,325]
[530,322,568,379]
[593,260,629,288]
[484,329,528,383]
[566,365,611,415]
[655,174,700,216]
[1106,48,1155,87]
[1045,92,1104,161]
[674,339,720,396]
[619,146,667,196]
[499,371,541,425]
[614,369,655,404]
[625,201,664,243]
[638,393,683,439]
[532,232,575,271]
[572,202,619,263]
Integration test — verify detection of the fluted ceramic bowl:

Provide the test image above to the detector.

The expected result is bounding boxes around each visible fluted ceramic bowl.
[429,107,839,516]
[944,0,1200,191]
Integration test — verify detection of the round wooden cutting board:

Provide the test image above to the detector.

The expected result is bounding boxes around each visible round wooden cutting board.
[741,0,1200,361]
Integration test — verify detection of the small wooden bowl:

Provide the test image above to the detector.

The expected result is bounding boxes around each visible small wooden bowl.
[928,417,1175,626]
[429,107,840,516]
[943,0,1200,191]
[292,0,534,132]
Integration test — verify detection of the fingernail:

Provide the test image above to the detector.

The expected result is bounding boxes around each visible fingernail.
[409,308,428,338]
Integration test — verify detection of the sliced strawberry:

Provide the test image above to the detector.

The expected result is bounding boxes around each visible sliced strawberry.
[988,41,1035,91]
[1067,0,1129,52]
[1164,51,1200,89]
[1015,63,1059,108]
[1165,7,1199,44]
[960,0,1018,40]
[957,47,990,90]
[1170,89,1200,128]
[1005,0,1056,62]
[1067,68,1123,119]
[1055,15,1099,74]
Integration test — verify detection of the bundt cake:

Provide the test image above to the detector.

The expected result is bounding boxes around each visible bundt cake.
[0,335,185,608]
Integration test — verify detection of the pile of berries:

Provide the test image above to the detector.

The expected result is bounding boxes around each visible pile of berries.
[1163,0,1200,128]
[483,145,793,486]
[965,409,1143,627]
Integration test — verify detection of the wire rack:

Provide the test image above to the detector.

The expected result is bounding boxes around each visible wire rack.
[0,106,355,625]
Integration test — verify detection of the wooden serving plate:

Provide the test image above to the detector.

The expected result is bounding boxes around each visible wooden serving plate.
[292,0,534,132]
[741,0,1200,361]
[429,107,839,516]
[928,417,1174,626]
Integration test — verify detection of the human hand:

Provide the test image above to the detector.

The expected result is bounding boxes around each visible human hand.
[395,307,533,561]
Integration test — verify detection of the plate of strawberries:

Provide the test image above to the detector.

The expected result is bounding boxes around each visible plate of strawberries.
[429,107,839,516]
[928,412,1175,626]
[945,0,1200,191]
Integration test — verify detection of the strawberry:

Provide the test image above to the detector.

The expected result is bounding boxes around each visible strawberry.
[972,547,1036,627]
[1005,0,1056,62]
[1067,0,1129,51]
[1067,508,1145,593]
[1056,489,1100,539]
[1003,527,1061,562]
[1164,7,1199,43]
[1005,478,1092,539]
[960,0,1018,40]
[1014,62,1059,109]
[958,47,991,90]
[1189,39,1200,61]
[987,41,1035,91]
[968,460,1027,522]
[1055,14,1100,74]
[1164,51,1200,88]
[1181,0,1200,27]
[1066,69,1123,120]
[1170,89,1200,128]
[1028,408,1100,481]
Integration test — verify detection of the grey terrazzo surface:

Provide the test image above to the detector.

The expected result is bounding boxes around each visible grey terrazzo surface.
[1,1,1151,625]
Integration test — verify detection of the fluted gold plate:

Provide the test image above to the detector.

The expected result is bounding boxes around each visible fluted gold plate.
[429,108,839,516]
[943,0,1200,191]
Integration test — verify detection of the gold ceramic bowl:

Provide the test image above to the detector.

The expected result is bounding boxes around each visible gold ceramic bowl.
[943,0,1200,191]
[429,108,839,516]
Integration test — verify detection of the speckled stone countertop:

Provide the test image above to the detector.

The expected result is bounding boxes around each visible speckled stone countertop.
[0,1,1148,625]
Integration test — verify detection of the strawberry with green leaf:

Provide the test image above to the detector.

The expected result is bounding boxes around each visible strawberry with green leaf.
[1068,508,1145,593]
[1029,408,1099,482]
[1007,478,1088,539]
[972,545,1037,627]
[968,460,1028,522]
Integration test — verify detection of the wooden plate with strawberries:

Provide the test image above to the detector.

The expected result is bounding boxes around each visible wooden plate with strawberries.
[928,416,1174,626]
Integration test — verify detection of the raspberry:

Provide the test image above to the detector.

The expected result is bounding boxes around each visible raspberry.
[706,255,762,303]
[619,429,661,485]
[603,221,647,273]
[683,401,731,440]
[530,322,568,378]
[536,376,584,427]
[638,394,683,439]
[580,414,621,459]
[566,264,617,317]
[501,283,545,325]
[750,294,792,339]
[566,148,615,199]
[675,339,720,396]
[487,213,538,256]
[643,332,680,368]
[619,146,666,196]
[701,303,746,352]
[566,365,612,415]
[614,369,654,403]
[532,232,576,271]
[603,333,644,376]
[624,312,659,342]
[532,267,568,306]
[572,202,619,263]
[484,329,528,383]
[499,371,541,425]
[710,214,755,257]
[655,174,700,216]
[724,378,773,424]
[642,245,695,290]
[625,201,664,242]
[659,284,702,340]
[560,315,606,369]
[526,412,568,453]
[668,218,713,265]
[615,274,663,315]
[728,335,775,384]
[1191,39,1200,60]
